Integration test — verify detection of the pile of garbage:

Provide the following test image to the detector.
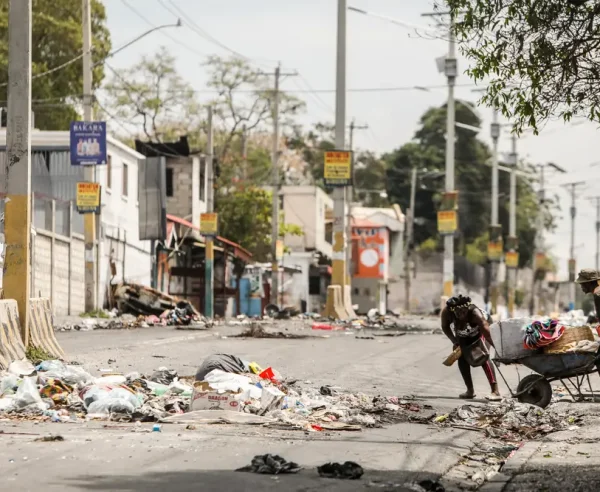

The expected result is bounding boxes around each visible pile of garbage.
[0,355,436,431]
[435,400,580,441]
[0,360,192,422]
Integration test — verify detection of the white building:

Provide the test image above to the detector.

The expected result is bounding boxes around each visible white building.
[0,130,150,315]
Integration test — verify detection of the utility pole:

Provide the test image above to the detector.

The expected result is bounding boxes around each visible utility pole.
[421,10,457,304]
[506,135,518,318]
[270,64,281,306]
[590,196,600,271]
[82,0,97,312]
[4,0,32,343]
[442,14,457,302]
[404,166,418,312]
[489,110,501,315]
[323,0,354,318]
[204,106,214,318]
[346,118,368,283]
[564,181,586,310]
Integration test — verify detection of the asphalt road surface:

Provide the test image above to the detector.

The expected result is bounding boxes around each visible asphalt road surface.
[0,324,540,491]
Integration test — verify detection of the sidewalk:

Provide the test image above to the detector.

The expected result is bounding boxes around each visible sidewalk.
[481,413,600,491]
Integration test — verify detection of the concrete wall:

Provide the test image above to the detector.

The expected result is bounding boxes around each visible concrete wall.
[31,228,86,316]
[165,156,206,224]
[281,186,333,257]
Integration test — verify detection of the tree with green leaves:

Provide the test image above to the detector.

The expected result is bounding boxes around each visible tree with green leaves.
[0,0,111,130]
[384,101,557,267]
[103,46,202,145]
[446,0,600,132]
[217,186,302,262]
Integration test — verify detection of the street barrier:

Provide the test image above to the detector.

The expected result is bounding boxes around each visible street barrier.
[0,299,27,370]
[29,298,65,360]
[322,285,349,320]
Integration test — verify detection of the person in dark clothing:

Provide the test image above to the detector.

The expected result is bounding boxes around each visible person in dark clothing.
[576,269,600,321]
[441,294,501,400]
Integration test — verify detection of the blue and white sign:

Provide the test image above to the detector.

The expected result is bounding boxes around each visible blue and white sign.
[70,121,107,166]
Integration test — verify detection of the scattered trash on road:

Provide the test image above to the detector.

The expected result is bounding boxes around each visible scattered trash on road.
[34,435,64,442]
[236,454,302,474]
[317,461,364,480]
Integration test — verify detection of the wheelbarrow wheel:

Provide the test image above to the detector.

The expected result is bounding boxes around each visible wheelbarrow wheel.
[516,374,552,408]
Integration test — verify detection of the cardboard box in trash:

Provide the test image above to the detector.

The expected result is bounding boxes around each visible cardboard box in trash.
[191,381,244,412]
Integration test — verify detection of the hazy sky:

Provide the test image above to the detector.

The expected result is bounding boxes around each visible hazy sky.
[102,0,600,277]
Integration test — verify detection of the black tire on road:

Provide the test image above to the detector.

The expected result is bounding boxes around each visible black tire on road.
[516,374,553,408]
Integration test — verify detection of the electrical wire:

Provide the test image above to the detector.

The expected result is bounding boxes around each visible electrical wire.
[0,21,181,89]
[164,0,277,70]
[120,0,207,58]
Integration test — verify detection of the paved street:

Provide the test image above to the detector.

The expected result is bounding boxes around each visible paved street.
[0,324,512,491]
[2,324,597,491]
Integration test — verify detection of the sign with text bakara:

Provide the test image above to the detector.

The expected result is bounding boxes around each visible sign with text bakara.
[324,150,352,187]
[76,182,101,214]
[70,121,107,166]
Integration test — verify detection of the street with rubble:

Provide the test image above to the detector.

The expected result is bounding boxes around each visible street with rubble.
[0,318,598,492]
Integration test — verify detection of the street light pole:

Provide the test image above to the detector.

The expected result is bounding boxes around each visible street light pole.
[564,181,586,310]
[489,110,501,315]
[442,15,457,301]
[507,135,518,318]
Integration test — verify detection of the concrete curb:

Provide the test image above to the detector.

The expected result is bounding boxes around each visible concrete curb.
[479,441,543,492]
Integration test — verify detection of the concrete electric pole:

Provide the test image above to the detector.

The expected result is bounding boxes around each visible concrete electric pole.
[564,181,585,310]
[404,166,418,312]
[4,0,33,342]
[269,64,281,306]
[489,110,501,315]
[82,0,98,312]
[506,135,518,318]
[346,118,368,283]
[204,106,214,318]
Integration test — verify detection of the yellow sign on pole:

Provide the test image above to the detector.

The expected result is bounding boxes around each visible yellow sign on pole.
[76,182,100,214]
[276,240,284,261]
[534,252,547,271]
[505,251,519,269]
[437,210,457,234]
[323,150,352,187]
[487,241,503,262]
[200,213,218,236]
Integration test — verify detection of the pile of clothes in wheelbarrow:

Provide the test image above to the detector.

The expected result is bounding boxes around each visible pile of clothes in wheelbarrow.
[523,319,565,349]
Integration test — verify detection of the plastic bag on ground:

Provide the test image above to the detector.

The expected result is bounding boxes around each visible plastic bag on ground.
[14,376,44,409]
[41,361,94,386]
[0,396,15,412]
[87,398,136,415]
[202,369,262,400]
[8,360,35,377]
[0,374,20,396]
[83,386,141,410]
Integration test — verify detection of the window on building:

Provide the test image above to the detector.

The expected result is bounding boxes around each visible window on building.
[122,163,128,197]
[166,167,174,197]
[107,155,112,189]
[199,161,205,201]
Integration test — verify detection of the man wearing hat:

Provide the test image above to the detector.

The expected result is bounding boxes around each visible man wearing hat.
[575,268,600,321]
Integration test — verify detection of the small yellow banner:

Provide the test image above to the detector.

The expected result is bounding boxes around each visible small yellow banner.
[276,240,284,260]
[76,182,100,214]
[505,251,519,268]
[487,241,503,261]
[534,252,547,271]
[437,210,457,234]
[324,150,352,187]
[200,213,218,236]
